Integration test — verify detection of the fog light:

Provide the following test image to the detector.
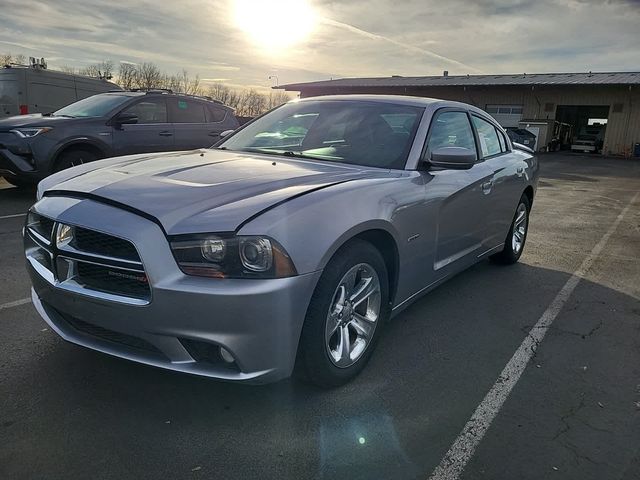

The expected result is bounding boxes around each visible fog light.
[219,347,234,363]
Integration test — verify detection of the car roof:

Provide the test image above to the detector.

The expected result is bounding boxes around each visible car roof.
[295,94,488,116]
[99,91,233,109]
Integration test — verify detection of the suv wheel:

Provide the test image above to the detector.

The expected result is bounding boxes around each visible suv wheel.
[55,148,99,172]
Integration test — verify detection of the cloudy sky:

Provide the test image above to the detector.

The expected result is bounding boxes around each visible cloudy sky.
[1,0,639,92]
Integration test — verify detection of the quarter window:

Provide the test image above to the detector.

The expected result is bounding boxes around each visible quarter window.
[207,105,227,123]
[427,111,477,155]
[121,98,167,124]
[472,115,502,157]
[170,98,207,123]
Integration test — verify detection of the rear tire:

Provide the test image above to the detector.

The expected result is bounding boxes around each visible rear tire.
[491,193,531,265]
[298,239,390,387]
[55,148,99,172]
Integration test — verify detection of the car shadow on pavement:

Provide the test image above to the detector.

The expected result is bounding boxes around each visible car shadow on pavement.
[3,260,640,480]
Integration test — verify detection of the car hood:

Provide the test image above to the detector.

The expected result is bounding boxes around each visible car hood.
[43,149,386,234]
[0,113,79,129]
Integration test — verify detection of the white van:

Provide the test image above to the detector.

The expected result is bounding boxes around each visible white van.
[0,64,121,118]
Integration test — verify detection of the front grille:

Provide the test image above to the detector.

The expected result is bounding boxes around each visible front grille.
[72,227,140,261]
[25,211,151,303]
[27,212,54,241]
[76,262,150,299]
[54,308,164,358]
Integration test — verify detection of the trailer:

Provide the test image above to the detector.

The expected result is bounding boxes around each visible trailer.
[0,59,120,118]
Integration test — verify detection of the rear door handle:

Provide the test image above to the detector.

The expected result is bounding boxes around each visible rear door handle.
[208,131,221,137]
[159,131,173,137]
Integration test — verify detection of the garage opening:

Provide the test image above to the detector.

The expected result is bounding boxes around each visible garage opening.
[554,105,610,153]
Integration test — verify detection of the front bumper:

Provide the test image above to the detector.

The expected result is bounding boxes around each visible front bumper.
[26,196,322,384]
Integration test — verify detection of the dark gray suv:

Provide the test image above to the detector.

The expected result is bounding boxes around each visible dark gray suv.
[0,90,239,187]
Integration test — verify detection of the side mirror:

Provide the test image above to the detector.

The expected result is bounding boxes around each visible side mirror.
[112,112,138,127]
[429,146,476,170]
[220,129,234,138]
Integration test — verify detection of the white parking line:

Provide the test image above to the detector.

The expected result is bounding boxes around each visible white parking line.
[0,213,27,220]
[0,297,32,312]
[429,190,639,480]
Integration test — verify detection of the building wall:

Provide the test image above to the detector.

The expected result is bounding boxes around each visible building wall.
[298,85,639,155]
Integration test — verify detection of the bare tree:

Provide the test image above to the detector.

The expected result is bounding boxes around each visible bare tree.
[237,89,267,117]
[267,90,290,109]
[207,83,232,105]
[79,60,114,79]
[136,62,162,90]
[117,62,138,90]
[0,52,27,66]
[0,53,13,66]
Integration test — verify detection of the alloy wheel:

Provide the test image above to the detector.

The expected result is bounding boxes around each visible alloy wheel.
[325,263,381,368]
[512,202,528,254]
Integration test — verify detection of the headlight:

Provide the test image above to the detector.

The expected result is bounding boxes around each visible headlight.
[10,127,53,138]
[170,234,297,279]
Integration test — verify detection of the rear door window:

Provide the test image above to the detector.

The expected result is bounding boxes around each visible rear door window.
[169,98,207,123]
[122,98,168,124]
[472,115,502,157]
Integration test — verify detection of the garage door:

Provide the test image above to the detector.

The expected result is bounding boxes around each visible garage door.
[485,105,523,128]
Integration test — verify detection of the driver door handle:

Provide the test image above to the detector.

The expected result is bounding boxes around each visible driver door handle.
[481,180,493,194]
[159,131,173,137]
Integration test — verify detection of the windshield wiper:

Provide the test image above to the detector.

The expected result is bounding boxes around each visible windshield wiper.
[52,114,76,118]
[238,147,320,160]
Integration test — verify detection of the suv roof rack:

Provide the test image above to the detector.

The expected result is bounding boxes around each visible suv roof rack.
[123,88,226,106]
[179,93,223,105]
[129,88,174,94]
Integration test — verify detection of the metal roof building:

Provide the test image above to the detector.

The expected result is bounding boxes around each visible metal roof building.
[278,71,640,156]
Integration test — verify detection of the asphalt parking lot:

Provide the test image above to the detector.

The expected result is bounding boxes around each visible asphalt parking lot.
[1,153,639,480]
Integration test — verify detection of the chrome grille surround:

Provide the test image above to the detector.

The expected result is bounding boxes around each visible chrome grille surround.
[25,211,150,305]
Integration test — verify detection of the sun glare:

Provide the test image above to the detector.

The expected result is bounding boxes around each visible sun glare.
[233,0,317,51]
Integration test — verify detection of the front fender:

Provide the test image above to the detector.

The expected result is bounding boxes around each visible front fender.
[237,174,423,276]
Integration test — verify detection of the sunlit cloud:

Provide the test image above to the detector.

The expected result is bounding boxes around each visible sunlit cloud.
[0,0,637,90]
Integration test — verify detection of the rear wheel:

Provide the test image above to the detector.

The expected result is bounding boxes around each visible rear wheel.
[298,240,390,387]
[491,193,530,265]
[55,148,99,172]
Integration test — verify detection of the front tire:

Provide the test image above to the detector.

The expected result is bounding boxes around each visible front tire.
[491,194,531,265]
[299,240,390,387]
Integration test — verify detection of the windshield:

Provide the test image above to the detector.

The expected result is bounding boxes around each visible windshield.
[219,100,424,169]
[53,94,130,118]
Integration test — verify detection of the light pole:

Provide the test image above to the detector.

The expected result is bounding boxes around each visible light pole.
[269,75,279,86]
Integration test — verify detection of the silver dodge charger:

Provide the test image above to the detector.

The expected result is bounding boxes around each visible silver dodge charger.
[24,95,538,386]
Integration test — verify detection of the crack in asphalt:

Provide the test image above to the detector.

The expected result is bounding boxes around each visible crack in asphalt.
[560,439,605,467]
[552,395,586,440]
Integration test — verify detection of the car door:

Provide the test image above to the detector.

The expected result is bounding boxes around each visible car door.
[169,98,217,150]
[471,114,523,249]
[421,109,495,277]
[111,97,174,156]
